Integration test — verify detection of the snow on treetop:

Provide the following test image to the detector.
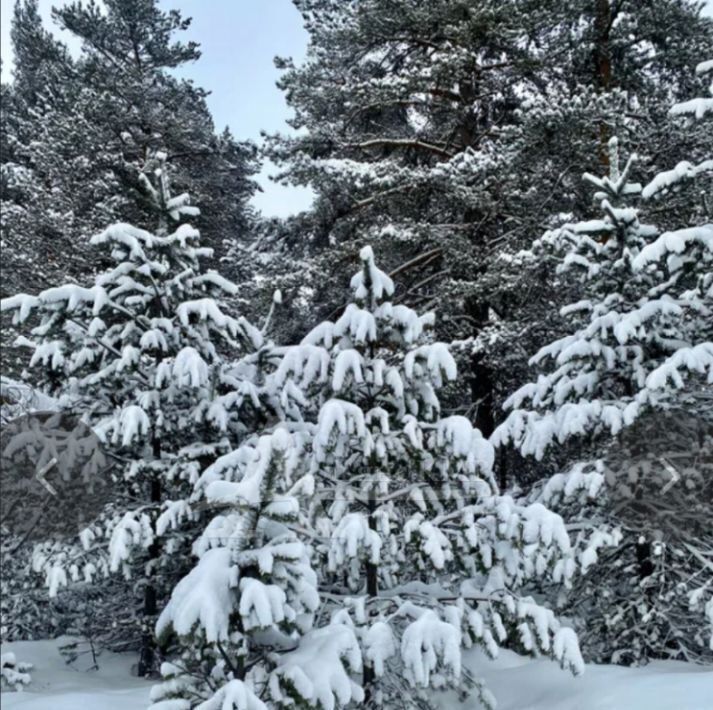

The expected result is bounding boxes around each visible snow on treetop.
[350,245,395,303]
[583,151,637,197]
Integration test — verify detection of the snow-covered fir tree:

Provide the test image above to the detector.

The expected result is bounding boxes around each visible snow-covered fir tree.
[281,247,590,707]
[154,247,603,709]
[1,157,271,675]
[494,58,712,664]
[494,130,711,456]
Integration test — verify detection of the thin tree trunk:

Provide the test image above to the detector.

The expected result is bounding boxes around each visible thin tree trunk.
[363,489,378,700]
[137,437,161,677]
[465,296,496,437]
[594,0,613,169]
[471,352,495,439]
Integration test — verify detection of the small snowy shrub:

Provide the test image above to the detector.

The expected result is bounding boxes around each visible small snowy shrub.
[0,652,32,691]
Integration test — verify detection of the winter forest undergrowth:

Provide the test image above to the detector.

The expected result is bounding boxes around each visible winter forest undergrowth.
[0,1,712,709]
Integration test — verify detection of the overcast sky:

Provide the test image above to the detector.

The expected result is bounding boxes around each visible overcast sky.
[1,0,712,217]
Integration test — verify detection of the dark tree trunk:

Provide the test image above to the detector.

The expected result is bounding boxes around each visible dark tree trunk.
[635,538,654,580]
[464,295,495,433]
[137,437,162,677]
[594,0,614,168]
[594,0,613,91]
[363,489,378,700]
[471,351,495,439]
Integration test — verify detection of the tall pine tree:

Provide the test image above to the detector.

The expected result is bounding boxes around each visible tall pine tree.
[1,0,259,375]
[264,0,713,476]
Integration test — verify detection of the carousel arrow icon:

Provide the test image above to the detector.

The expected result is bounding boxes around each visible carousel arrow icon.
[35,457,59,496]
[660,457,680,493]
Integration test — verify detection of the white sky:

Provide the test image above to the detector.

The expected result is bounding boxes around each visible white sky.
[1,0,712,218]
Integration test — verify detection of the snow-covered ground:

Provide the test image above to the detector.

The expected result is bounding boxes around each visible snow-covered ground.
[2,638,712,710]
[1,639,149,710]
[444,648,713,710]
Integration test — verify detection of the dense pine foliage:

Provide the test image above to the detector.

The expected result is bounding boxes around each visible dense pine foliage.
[0,1,711,708]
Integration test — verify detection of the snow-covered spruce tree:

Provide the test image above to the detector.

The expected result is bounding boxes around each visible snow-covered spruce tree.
[265,247,585,708]
[494,69,712,664]
[0,159,269,675]
[494,131,711,458]
[148,427,323,709]
[148,248,589,709]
